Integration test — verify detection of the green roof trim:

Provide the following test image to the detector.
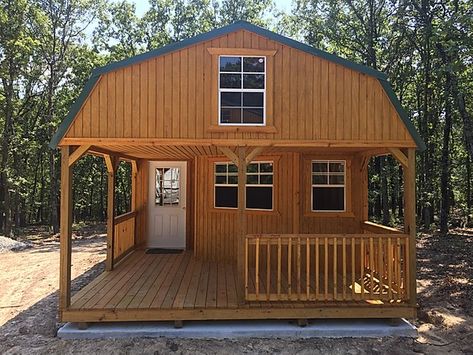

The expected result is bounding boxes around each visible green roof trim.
[50,20,424,150]
[378,79,426,151]
[49,75,100,149]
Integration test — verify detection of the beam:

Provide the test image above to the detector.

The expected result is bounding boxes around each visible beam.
[245,146,266,164]
[105,155,118,270]
[218,146,239,166]
[389,148,408,168]
[403,148,417,312]
[68,145,91,167]
[237,146,247,303]
[59,147,73,318]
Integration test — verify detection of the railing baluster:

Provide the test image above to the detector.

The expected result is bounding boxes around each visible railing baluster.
[369,237,374,297]
[342,237,346,300]
[245,236,249,300]
[255,237,260,300]
[288,237,292,299]
[387,237,392,299]
[306,237,310,300]
[297,237,301,299]
[333,237,338,301]
[378,237,384,296]
[404,237,409,301]
[277,237,281,299]
[351,237,355,299]
[266,241,270,301]
[396,237,402,299]
[324,237,328,300]
[315,237,319,300]
[361,238,365,299]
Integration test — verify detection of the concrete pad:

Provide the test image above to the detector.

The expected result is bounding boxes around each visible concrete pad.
[57,319,417,339]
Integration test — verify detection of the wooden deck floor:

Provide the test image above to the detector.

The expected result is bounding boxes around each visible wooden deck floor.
[65,250,415,322]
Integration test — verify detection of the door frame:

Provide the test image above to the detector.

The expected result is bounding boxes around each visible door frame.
[147,160,188,249]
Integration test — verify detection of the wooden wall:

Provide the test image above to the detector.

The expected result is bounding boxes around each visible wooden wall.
[64,29,415,146]
[194,152,365,262]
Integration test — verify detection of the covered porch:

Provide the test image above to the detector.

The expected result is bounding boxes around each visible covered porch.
[59,143,417,322]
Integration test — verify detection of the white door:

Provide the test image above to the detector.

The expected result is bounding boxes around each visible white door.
[147,161,186,249]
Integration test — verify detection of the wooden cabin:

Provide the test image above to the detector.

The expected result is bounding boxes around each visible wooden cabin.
[51,21,425,325]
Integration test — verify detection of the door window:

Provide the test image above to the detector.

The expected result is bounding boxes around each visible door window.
[155,167,180,206]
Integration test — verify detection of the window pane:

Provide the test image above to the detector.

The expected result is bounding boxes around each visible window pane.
[220,73,241,88]
[247,174,258,184]
[215,175,226,184]
[243,74,264,89]
[242,108,264,124]
[312,162,328,172]
[156,168,180,206]
[312,174,327,185]
[260,163,273,172]
[215,186,238,208]
[215,164,227,173]
[228,175,238,184]
[246,186,272,210]
[228,164,238,173]
[243,92,264,107]
[221,92,241,106]
[260,174,273,185]
[312,187,344,211]
[329,162,345,172]
[220,56,241,72]
[247,163,258,173]
[329,175,345,185]
[243,57,265,72]
[221,107,241,123]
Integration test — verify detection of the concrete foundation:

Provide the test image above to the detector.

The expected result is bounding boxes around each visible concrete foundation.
[57,319,417,340]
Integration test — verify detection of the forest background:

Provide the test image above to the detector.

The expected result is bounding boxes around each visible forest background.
[0,0,472,237]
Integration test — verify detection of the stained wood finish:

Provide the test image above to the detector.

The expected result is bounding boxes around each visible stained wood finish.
[67,250,414,322]
[114,212,135,260]
[194,152,364,262]
[63,29,415,146]
[244,234,410,303]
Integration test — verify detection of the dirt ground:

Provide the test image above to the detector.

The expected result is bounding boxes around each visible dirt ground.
[0,225,472,354]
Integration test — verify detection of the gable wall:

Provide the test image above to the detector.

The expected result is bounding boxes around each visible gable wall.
[65,29,414,145]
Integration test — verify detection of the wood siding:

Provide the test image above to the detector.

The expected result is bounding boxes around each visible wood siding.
[64,29,414,146]
[194,152,365,262]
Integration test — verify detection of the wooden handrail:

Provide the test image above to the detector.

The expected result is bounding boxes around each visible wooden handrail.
[114,210,136,224]
[244,233,410,304]
[361,221,403,234]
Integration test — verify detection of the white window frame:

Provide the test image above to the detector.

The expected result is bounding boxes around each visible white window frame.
[218,55,266,126]
[311,160,346,212]
[214,161,274,211]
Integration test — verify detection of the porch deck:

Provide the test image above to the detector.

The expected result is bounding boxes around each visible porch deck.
[64,249,415,323]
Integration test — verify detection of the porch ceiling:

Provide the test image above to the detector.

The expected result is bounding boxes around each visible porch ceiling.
[89,144,389,161]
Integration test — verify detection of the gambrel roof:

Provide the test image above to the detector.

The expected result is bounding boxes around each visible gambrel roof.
[50,20,425,150]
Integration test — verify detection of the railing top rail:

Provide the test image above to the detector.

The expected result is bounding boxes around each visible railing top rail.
[114,210,137,224]
[246,233,409,239]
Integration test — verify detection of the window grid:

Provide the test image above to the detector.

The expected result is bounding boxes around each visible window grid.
[311,160,346,212]
[218,55,266,126]
[214,162,273,210]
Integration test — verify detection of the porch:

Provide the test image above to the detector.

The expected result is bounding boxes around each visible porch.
[62,229,415,323]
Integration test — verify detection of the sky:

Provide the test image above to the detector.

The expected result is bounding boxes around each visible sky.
[130,0,293,16]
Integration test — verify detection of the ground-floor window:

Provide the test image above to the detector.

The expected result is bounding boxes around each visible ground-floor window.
[311,160,345,212]
[214,161,273,210]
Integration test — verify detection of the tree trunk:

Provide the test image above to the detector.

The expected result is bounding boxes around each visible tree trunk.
[440,73,452,235]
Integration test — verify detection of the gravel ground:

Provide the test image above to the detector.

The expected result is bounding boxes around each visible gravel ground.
[0,236,31,253]
[0,226,472,354]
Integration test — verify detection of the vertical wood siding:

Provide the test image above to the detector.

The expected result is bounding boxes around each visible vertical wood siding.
[65,29,414,145]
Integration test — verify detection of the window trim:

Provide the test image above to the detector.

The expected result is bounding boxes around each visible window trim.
[213,160,274,211]
[218,55,267,126]
[310,160,347,213]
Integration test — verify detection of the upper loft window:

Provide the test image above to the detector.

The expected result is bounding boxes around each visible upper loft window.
[219,56,266,125]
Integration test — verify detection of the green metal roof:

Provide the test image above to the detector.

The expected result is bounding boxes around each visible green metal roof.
[50,20,425,151]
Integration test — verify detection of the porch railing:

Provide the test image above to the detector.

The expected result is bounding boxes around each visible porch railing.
[244,234,410,303]
[113,211,136,261]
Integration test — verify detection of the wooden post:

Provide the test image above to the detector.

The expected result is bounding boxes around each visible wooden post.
[131,160,138,246]
[403,148,417,309]
[237,146,247,303]
[105,155,118,271]
[59,146,73,316]
[293,152,300,233]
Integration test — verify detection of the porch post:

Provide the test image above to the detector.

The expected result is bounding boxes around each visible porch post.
[237,146,247,302]
[403,148,417,308]
[59,146,73,315]
[105,155,118,271]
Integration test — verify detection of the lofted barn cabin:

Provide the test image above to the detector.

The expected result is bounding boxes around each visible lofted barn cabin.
[51,21,425,325]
